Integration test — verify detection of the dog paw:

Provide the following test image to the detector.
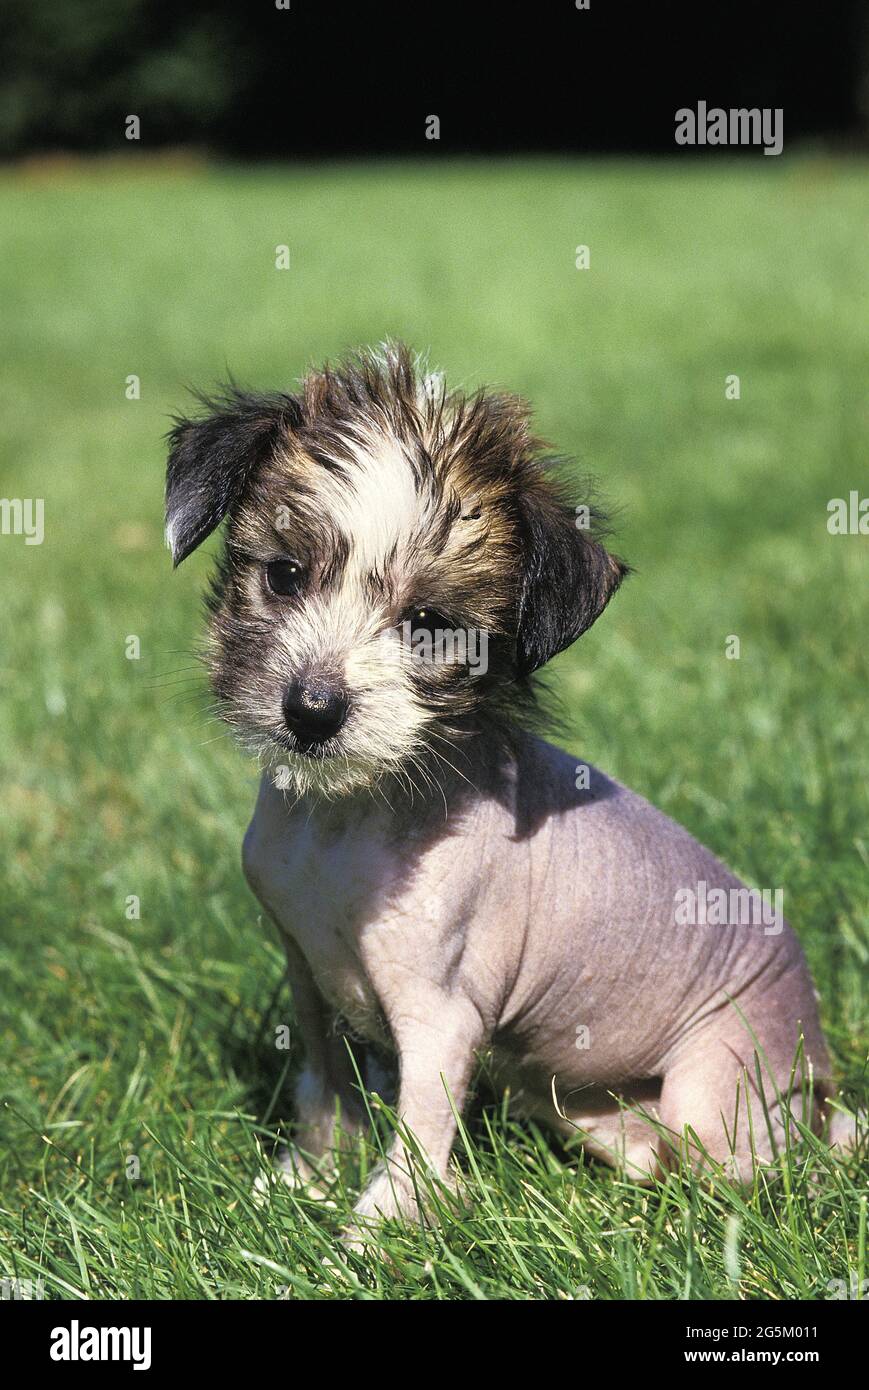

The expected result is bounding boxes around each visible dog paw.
[252,1146,337,1207]
[338,1163,419,1254]
[825,1103,867,1153]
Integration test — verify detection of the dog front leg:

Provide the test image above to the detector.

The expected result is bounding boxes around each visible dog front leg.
[348,994,485,1238]
[264,934,367,1194]
[284,934,367,1148]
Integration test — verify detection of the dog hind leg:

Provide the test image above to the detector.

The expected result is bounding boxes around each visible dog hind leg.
[656,976,832,1183]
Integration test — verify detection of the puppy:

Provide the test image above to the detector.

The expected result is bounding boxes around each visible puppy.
[166,344,848,1234]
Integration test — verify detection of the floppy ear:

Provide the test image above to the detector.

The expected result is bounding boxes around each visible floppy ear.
[165,387,302,566]
[515,484,627,676]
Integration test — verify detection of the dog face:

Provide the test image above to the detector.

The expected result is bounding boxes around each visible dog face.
[166,345,625,797]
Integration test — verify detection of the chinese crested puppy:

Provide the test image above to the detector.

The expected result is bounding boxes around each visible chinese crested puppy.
[166,344,852,1241]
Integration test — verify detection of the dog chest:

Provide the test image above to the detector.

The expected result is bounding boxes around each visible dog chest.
[243,786,401,1033]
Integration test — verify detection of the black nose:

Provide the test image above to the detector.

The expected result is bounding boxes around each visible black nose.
[282,679,348,745]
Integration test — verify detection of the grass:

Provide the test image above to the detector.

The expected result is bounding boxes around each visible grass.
[0,155,867,1301]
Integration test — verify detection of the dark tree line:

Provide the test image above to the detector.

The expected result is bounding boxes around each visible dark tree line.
[2,0,866,158]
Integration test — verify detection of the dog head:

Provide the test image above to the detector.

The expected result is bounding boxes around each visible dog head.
[166,344,626,796]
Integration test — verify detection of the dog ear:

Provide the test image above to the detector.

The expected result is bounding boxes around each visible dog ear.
[515,483,627,676]
[165,387,302,566]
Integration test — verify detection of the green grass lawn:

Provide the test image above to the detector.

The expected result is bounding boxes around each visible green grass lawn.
[0,157,867,1300]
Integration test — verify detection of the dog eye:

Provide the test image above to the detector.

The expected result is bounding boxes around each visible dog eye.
[401,606,451,636]
[265,559,305,596]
